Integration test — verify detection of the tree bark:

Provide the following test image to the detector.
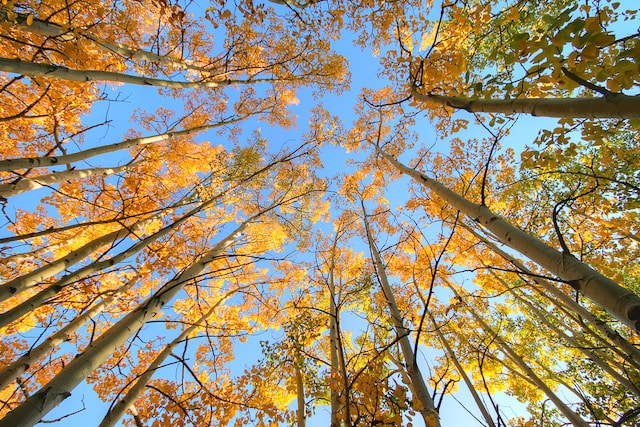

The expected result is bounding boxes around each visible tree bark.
[428,311,496,427]
[0,57,289,89]
[0,271,141,391]
[328,276,341,427]
[361,201,440,427]
[98,287,241,427]
[411,86,640,119]
[1,243,65,265]
[1,9,216,74]
[447,283,589,427]
[0,164,132,198]
[0,190,225,328]
[0,214,163,303]
[378,148,640,332]
[0,120,239,173]
[327,228,353,427]
[464,224,640,368]
[0,219,250,427]
[293,346,307,427]
[489,271,640,397]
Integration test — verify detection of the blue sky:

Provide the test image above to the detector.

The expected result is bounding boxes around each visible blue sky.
[4,0,639,426]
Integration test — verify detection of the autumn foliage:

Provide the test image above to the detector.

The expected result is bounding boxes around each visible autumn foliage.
[0,0,639,426]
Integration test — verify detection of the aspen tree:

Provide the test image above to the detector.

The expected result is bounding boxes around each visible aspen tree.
[0,193,219,328]
[0,120,243,173]
[293,343,306,427]
[0,213,164,303]
[377,147,640,332]
[98,287,243,427]
[326,227,354,427]
[0,58,300,89]
[361,200,440,427]
[0,218,250,427]
[446,283,589,427]
[488,271,640,397]
[464,224,640,368]
[0,271,142,391]
[1,9,217,74]
[428,310,497,427]
[411,89,640,119]
[0,164,133,198]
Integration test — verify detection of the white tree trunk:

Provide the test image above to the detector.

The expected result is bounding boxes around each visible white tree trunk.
[294,346,307,427]
[0,214,163,303]
[98,287,241,427]
[490,271,640,397]
[327,229,353,427]
[447,283,589,427]
[411,86,640,119]
[361,203,441,427]
[379,148,640,332]
[0,183,238,328]
[0,121,237,172]
[0,57,285,89]
[0,272,141,391]
[4,10,214,74]
[0,165,132,198]
[0,220,250,427]
[428,311,496,427]
[464,224,640,368]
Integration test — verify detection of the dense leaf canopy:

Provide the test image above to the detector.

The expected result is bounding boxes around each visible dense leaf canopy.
[0,0,639,426]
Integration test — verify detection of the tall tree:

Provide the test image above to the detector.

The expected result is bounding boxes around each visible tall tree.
[1,0,639,425]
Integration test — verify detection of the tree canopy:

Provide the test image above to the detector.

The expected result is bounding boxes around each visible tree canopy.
[0,0,639,426]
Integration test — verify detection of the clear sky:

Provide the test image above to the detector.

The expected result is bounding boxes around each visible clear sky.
[5,1,638,426]
[29,27,541,427]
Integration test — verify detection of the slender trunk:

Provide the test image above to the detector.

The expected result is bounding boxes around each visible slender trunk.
[428,311,496,427]
[0,164,132,198]
[269,0,318,9]
[0,272,141,391]
[0,214,162,303]
[0,57,288,89]
[411,86,640,119]
[379,148,640,332]
[0,204,187,245]
[447,283,589,427]
[626,232,640,244]
[293,346,306,427]
[327,229,353,427]
[482,346,594,419]
[0,219,250,427]
[361,202,440,427]
[481,343,609,424]
[0,188,227,329]
[1,243,65,265]
[0,120,239,172]
[2,10,215,74]
[128,405,144,427]
[333,302,352,427]
[328,282,341,427]
[490,271,640,397]
[464,224,640,368]
[98,287,240,427]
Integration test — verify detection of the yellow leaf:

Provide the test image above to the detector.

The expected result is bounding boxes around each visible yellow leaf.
[26,14,33,26]
[581,44,598,60]
[503,7,520,23]
[419,27,437,52]
[607,78,621,92]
